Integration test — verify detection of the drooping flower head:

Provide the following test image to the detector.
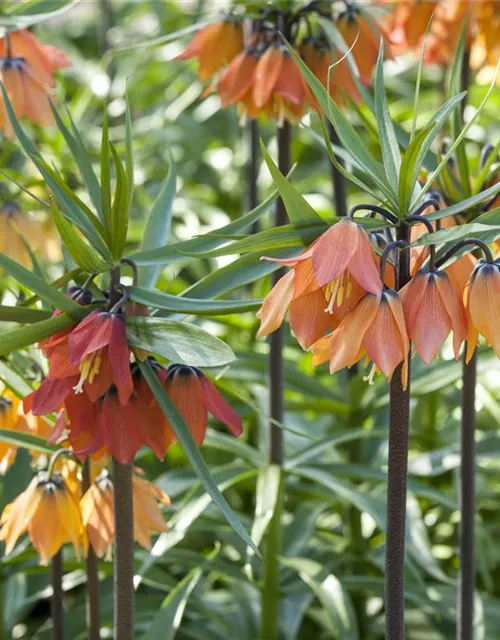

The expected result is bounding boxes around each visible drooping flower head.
[312,289,410,389]
[163,364,243,446]
[464,258,500,362]
[0,31,69,135]
[257,217,383,349]
[175,19,244,81]
[0,471,84,564]
[400,269,467,364]
[81,469,171,558]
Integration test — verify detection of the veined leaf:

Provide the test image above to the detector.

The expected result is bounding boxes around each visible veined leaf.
[128,188,278,266]
[374,42,401,187]
[260,143,322,224]
[0,429,57,456]
[0,254,84,315]
[138,158,176,288]
[138,359,258,554]
[399,93,466,213]
[109,143,130,259]
[128,286,261,315]
[247,465,281,562]
[448,19,471,198]
[0,306,52,323]
[50,102,104,222]
[50,202,113,273]
[426,183,500,221]
[126,316,236,367]
[0,313,77,356]
[282,39,397,209]
[413,221,500,248]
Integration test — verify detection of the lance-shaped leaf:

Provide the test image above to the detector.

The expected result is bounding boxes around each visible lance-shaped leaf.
[138,158,176,289]
[374,41,401,188]
[398,93,465,212]
[0,430,57,456]
[260,143,322,224]
[125,92,134,211]
[128,188,279,266]
[138,359,258,554]
[109,143,130,259]
[282,39,398,209]
[126,316,236,367]
[50,201,113,273]
[0,0,78,30]
[426,184,500,221]
[0,313,77,356]
[0,254,84,315]
[0,306,52,323]
[128,286,261,315]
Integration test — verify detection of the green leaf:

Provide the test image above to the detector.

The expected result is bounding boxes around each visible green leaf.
[125,92,134,211]
[138,359,259,554]
[426,183,500,221]
[374,42,401,187]
[138,159,177,288]
[410,18,433,144]
[415,60,500,208]
[112,20,212,54]
[399,93,466,212]
[0,429,57,456]
[140,565,204,640]
[247,465,281,562]
[100,115,112,238]
[448,19,471,197]
[413,221,500,248]
[282,39,397,208]
[49,102,104,222]
[109,143,130,259]
[260,143,323,224]
[126,317,236,367]
[0,306,52,323]
[128,286,261,315]
[0,361,34,397]
[0,0,78,29]
[50,201,113,273]
[128,188,279,266]
[281,557,359,640]
[0,313,77,357]
[0,254,83,315]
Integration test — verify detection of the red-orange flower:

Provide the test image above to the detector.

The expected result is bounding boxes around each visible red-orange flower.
[336,5,393,85]
[257,219,383,349]
[175,20,243,81]
[163,364,242,446]
[400,270,467,363]
[300,39,361,108]
[464,259,500,362]
[312,290,410,388]
[384,0,439,53]
[217,42,307,124]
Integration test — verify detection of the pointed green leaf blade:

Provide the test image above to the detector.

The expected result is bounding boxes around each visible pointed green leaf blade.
[260,143,322,224]
[138,159,177,288]
[126,317,236,367]
[138,359,258,554]
[0,313,77,356]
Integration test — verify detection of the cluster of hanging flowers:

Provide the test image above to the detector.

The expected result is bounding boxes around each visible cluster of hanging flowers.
[256,197,494,389]
[0,454,170,564]
[0,29,71,137]
[175,3,392,124]
[22,284,242,465]
[384,0,500,72]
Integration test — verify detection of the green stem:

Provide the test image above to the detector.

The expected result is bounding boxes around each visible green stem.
[261,468,284,640]
[112,460,135,640]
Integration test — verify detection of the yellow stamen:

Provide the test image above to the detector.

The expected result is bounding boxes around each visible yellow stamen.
[363,363,378,386]
[73,352,102,394]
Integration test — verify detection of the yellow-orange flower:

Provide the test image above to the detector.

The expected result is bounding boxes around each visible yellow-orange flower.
[0,389,22,474]
[312,290,410,388]
[175,20,244,81]
[0,203,60,268]
[0,471,84,564]
[81,470,170,557]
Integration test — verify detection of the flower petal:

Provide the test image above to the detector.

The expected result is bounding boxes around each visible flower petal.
[68,311,114,364]
[257,270,295,338]
[200,376,242,437]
